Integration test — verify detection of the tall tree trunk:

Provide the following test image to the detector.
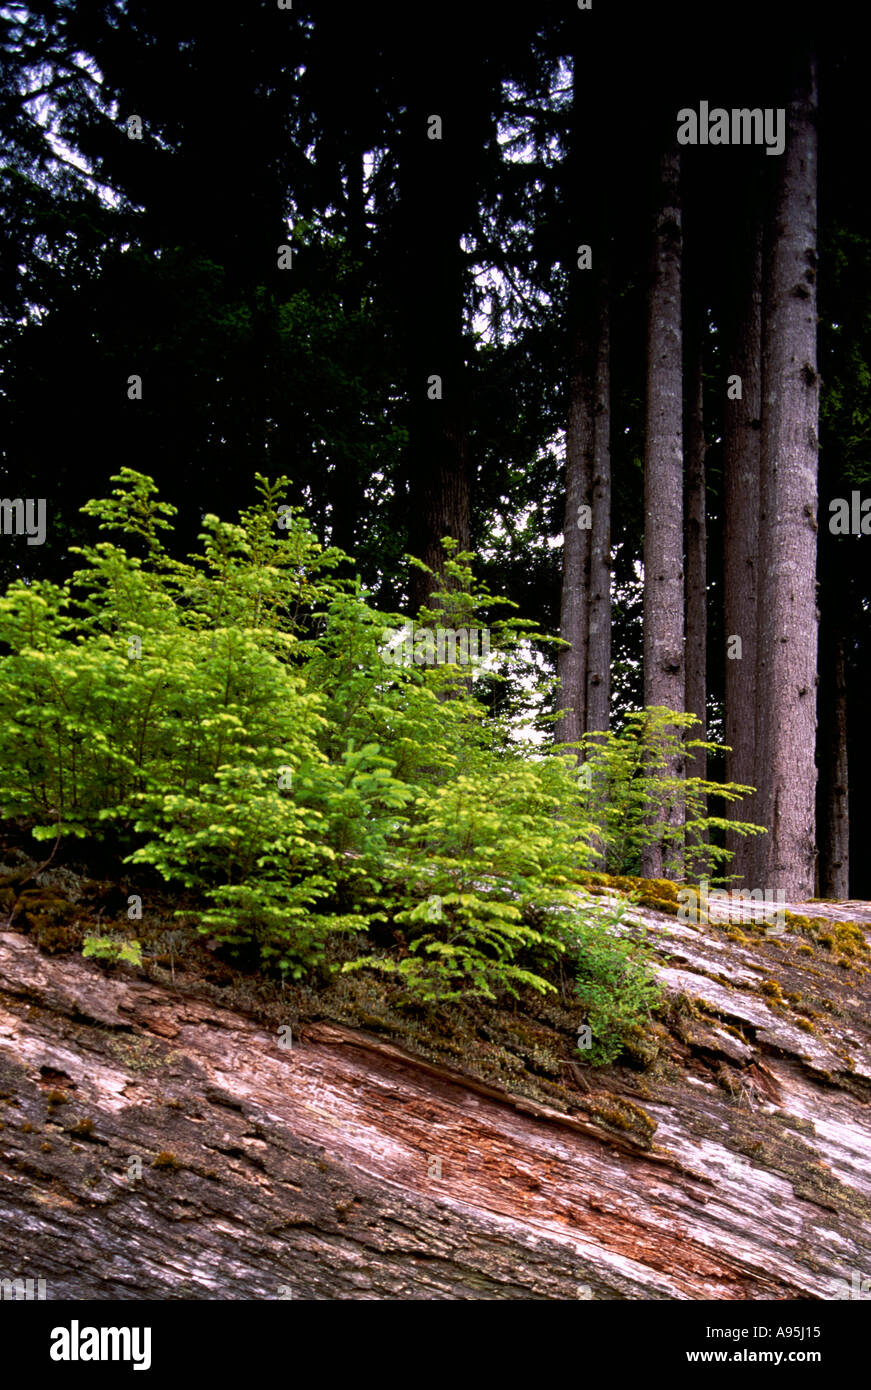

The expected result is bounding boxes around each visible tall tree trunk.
[723,222,764,884]
[556,314,594,747]
[817,598,850,899]
[642,148,684,879]
[684,286,707,877]
[556,49,597,748]
[585,260,612,735]
[755,57,820,899]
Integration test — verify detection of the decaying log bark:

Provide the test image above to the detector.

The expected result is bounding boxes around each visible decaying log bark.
[1,894,870,1301]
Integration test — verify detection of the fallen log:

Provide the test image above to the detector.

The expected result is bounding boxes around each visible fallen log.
[1,893,870,1300]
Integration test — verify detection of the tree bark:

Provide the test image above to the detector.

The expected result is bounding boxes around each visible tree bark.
[556,52,597,749]
[585,262,612,735]
[684,279,707,876]
[642,149,684,879]
[556,313,594,747]
[755,57,820,899]
[723,222,764,883]
[817,613,850,899]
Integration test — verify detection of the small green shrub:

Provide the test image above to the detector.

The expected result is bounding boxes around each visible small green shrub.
[0,471,755,1047]
[82,935,143,967]
[571,894,665,1065]
[569,707,765,879]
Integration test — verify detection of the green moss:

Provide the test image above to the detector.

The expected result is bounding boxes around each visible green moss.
[725,927,750,943]
[35,923,82,954]
[784,913,813,931]
[785,1116,816,1136]
[620,1024,663,1069]
[724,1107,871,1225]
[782,913,870,964]
[577,872,681,915]
[792,998,819,1018]
[719,1020,750,1042]
[829,922,866,954]
[105,1036,166,1072]
[152,1151,182,1171]
[584,1094,657,1145]
[588,1100,631,1129]
[791,1161,871,1217]
[650,878,680,901]
[638,894,680,915]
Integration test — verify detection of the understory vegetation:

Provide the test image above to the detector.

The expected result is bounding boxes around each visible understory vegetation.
[0,473,760,1064]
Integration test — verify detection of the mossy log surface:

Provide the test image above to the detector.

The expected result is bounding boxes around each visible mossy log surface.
[1,883,870,1300]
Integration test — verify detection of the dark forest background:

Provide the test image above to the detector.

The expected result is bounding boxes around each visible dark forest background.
[2,0,869,892]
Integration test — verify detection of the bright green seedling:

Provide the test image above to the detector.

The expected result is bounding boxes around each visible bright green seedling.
[83,936,143,967]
